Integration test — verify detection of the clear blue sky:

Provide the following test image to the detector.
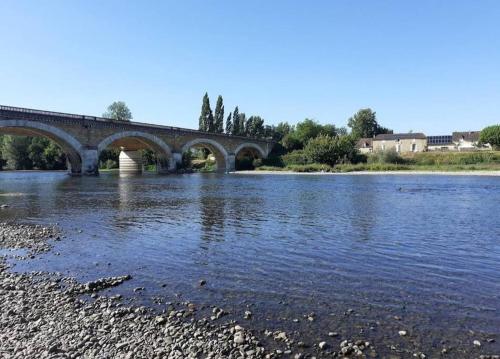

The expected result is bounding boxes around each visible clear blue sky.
[1,1,499,134]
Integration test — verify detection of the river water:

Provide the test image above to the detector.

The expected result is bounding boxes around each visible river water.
[1,171,499,356]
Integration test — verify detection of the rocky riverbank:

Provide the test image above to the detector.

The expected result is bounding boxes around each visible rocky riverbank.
[0,223,273,358]
[0,223,380,359]
[1,222,499,359]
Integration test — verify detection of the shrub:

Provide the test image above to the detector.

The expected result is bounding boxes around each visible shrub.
[262,156,285,167]
[105,159,118,169]
[368,148,405,164]
[282,150,310,166]
[287,163,333,172]
[303,134,357,166]
[480,125,500,150]
[252,158,263,168]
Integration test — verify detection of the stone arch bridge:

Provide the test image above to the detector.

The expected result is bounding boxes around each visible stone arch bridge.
[0,105,273,175]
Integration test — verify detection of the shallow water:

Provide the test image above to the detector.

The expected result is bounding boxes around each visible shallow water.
[1,171,499,356]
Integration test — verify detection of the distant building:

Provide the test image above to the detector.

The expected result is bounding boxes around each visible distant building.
[452,131,481,151]
[356,138,373,153]
[427,131,489,151]
[372,133,427,153]
[427,135,455,151]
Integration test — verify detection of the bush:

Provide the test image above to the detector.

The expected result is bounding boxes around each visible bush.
[480,125,500,150]
[282,150,310,166]
[368,148,405,164]
[252,158,263,168]
[262,156,285,167]
[105,159,118,169]
[303,134,357,166]
[403,151,500,166]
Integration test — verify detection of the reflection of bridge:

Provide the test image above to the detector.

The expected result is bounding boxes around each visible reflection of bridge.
[0,105,273,175]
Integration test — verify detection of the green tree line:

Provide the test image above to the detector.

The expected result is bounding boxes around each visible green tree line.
[0,135,67,171]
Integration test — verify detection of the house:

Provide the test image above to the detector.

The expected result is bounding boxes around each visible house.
[356,138,373,153]
[372,133,427,153]
[452,131,481,151]
[427,135,455,151]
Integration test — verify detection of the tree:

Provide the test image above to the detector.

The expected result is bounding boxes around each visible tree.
[198,93,214,132]
[232,107,240,135]
[303,134,357,166]
[347,108,392,139]
[246,116,265,138]
[28,137,49,170]
[103,101,132,122]
[225,112,233,134]
[238,113,246,136]
[293,119,324,147]
[479,125,500,150]
[43,141,66,170]
[0,135,5,170]
[214,95,224,133]
[1,135,32,170]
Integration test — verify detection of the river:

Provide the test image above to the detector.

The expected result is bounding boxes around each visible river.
[1,171,499,357]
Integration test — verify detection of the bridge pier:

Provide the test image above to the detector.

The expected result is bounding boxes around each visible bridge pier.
[119,150,143,174]
[227,154,236,173]
[81,149,99,176]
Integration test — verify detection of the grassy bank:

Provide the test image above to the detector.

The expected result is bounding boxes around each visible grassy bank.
[257,151,500,173]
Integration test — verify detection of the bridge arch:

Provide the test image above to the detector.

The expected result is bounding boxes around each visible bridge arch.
[234,142,267,159]
[0,119,84,174]
[181,138,230,172]
[97,131,173,173]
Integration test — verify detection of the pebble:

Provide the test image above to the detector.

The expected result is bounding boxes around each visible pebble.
[0,223,268,359]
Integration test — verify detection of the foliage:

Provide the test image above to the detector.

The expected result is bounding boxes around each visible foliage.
[99,148,119,169]
[232,107,240,135]
[281,133,302,152]
[368,148,406,164]
[281,150,310,166]
[245,116,265,138]
[214,95,224,133]
[2,135,32,169]
[303,134,358,166]
[225,112,232,134]
[403,151,500,166]
[238,113,247,136]
[103,101,132,122]
[198,93,214,132]
[252,158,263,168]
[182,151,192,169]
[479,125,500,150]
[347,108,391,139]
[0,135,66,170]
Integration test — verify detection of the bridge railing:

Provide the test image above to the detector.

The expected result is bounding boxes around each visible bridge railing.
[0,104,273,143]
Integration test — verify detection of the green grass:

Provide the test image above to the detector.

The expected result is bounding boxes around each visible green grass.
[254,151,500,173]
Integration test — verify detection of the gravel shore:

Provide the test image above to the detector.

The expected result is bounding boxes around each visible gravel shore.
[0,223,271,359]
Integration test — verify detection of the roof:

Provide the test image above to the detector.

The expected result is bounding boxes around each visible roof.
[452,131,480,143]
[356,138,372,148]
[427,135,454,146]
[374,133,426,141]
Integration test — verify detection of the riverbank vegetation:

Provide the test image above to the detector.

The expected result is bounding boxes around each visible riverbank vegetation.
[257,150,500,173]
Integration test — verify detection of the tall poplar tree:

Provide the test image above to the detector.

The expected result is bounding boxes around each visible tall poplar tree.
[225,112,232,134]
[238,113,247,136]
[214,95,224,133]
[232,106,240,135]
[198,93,214,132]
